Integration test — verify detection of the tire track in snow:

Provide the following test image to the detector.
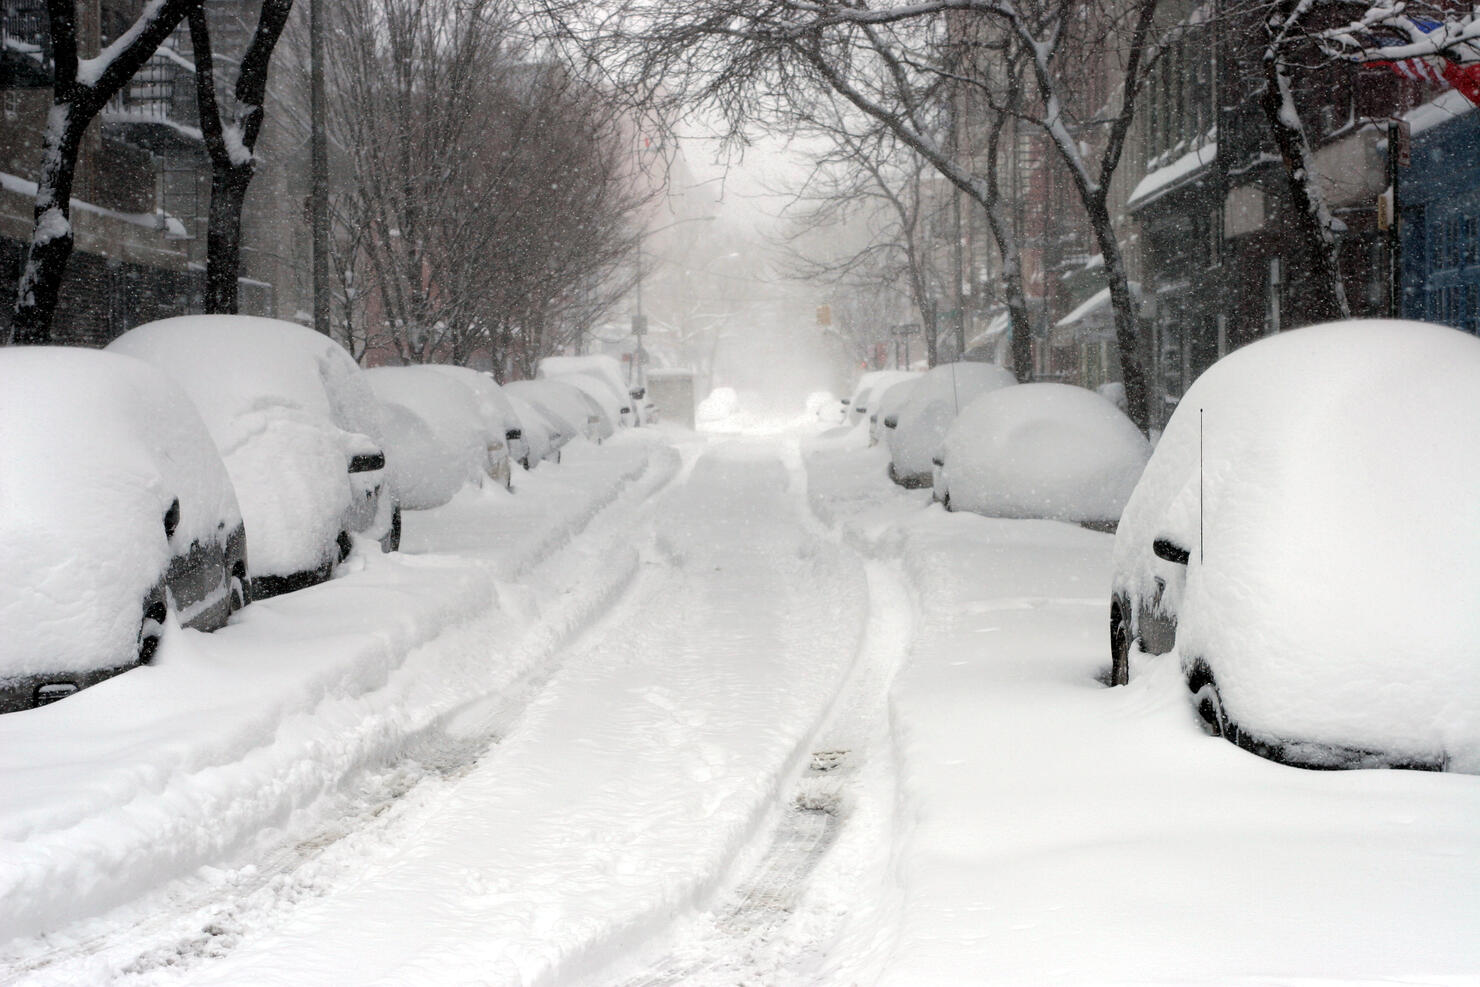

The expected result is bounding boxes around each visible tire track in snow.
[602,556,915,987]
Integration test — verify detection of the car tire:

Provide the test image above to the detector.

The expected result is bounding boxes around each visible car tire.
[337,529,354,563]
[1110,596,1132,686]
[1186,659,1233,739]
[385,505,402,553]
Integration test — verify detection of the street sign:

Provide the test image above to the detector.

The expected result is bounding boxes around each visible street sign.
[816,304,832,326]
[890,323,921,336]
[631,314,648,335]
[1394,120,1411,168]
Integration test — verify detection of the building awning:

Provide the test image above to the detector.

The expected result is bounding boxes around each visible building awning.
[1128,142,1216,211]
[1053,283,1141,342]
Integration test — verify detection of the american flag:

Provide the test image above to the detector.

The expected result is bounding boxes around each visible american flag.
[1372,16,1480,106]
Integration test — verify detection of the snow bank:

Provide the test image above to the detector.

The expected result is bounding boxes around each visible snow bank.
[940,382,1149,524]
[886,362,1017,482]
[1114,319,1480,769]
[0,348,241,678]
[365,366,487,509]
[107,316,384,579]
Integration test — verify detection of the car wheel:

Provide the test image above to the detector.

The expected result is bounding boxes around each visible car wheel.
[337,530,354,563]
[385,505,402,553]
[1186,659,1232,739]
[1109,597,1132,686]
[942,490,953,512]
[138,594,168,665]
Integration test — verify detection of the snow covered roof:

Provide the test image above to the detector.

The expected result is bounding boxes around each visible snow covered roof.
[1128,142,1217,210]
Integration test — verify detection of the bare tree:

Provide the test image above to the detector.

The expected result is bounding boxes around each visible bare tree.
[9,0,197,343]
[775,101,949,368]
[550,0,1168,430]
[187,0,294,314]
[328,0,644,373]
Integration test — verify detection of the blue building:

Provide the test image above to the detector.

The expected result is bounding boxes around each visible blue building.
[1401,92,1480,335]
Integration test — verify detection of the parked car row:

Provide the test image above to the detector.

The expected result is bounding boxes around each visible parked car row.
[848,320,1478,775]
[0,317,642,714]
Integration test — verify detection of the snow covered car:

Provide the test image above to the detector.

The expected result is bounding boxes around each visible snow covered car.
[365,366,501,510]
[538,355,635,427]
[1110,320,1480,773]
[869,375,923,445]
[886,361,1017,486]
[849,370,918,427]
[937,382,1149,528]
[108,316,398,600]
[505,393,563,466]
[420,364,521,481]
[0,348,247,713]
[505,378,606,445]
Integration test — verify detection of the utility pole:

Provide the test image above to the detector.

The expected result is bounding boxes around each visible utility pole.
[310,0,330,335]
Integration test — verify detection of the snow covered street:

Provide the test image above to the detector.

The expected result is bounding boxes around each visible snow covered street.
[2,423,1478,986]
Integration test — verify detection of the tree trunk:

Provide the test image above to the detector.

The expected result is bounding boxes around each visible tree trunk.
[10,116,85,344]
[1088,195,1150,432]
[1260,40,1350,326]
[204,164,254,313]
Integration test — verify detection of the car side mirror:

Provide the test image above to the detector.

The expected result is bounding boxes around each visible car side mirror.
[629,387,646,400]
[883,414,899,429]
[505,427,522,442]
[1153,537,1190,565]
[163,497,181,540]
[348,451,386,474]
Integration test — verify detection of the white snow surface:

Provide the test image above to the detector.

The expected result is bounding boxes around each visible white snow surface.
[886,362,1017,482]
[1114,319,1480,770]
[696,386,740,423]
[940,382,1149,523]
[0,348,240,678]
[107,316,384,578]
[365,366,488,510]
[2,404,1477,986]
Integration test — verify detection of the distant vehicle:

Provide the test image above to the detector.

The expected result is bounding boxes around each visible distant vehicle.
[886,362,1016,486]
[806,390,847,425]
[538,355,636,426]
[505,378,606,445]
[365,366,503,510]
[420,365,522,483]
[1110,320,1480,773]
[937,382,1148,528]
[0,348,247,713]
[108,316,398,599]
[849,370,918,428]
